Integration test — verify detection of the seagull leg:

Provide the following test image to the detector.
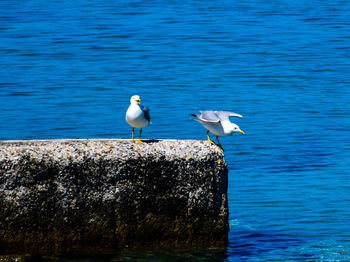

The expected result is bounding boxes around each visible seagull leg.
[207,130,216,145]
[216,136,224,152]
[131,128,135,142]
[137,128,144,144]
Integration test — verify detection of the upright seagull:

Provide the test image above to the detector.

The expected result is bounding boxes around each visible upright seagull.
[191,111,244,152]
[126,95,151,143]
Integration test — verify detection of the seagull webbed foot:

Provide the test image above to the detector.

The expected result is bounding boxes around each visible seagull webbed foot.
[106,142,116,148]
[208,139,216,145]
[217,144,224,152]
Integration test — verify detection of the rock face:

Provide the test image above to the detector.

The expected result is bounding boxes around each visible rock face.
[0,139,228,256]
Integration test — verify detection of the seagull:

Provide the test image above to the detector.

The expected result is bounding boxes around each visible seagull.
[126,95,151,143]
[191,111,244,151]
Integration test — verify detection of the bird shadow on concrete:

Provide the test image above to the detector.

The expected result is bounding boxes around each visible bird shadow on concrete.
[142,139,161,144]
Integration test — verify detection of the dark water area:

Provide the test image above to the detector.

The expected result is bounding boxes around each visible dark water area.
[1,1,350,261]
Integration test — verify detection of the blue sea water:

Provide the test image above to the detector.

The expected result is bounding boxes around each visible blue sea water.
[1,0,350,261]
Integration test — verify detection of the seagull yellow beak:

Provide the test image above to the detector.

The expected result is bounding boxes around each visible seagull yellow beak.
[136,99,141,104]
[239,130,245,134]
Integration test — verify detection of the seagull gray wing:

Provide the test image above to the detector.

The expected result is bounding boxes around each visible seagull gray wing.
[215,111,243,121]
[197,111,221,123]
[141,105,151,122]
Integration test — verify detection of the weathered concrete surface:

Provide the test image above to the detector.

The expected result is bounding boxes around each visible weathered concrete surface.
[0,139,228,256]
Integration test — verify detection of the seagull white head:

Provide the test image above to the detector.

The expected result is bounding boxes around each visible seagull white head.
[130,95,141,105]
[230,123,245,135]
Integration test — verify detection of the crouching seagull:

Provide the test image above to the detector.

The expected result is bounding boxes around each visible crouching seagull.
[191,110,244,152]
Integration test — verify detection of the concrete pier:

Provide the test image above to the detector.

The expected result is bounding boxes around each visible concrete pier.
[0,139,228,256]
